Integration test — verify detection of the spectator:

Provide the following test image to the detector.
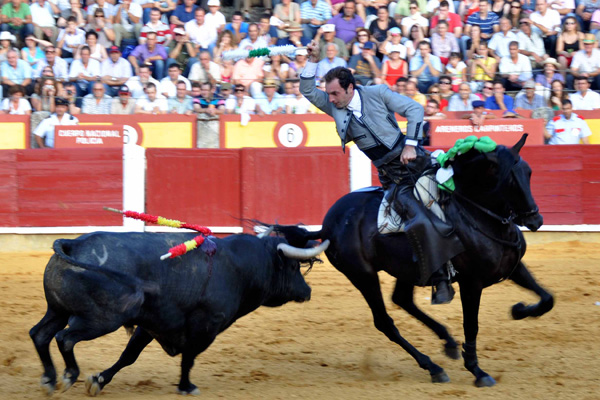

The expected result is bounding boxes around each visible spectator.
[468,40,497,92]
[569,76,600,110]
[58,0,86,29]
[381,45,407,87]
[285,79,312,114]
[328,0,363,45]
[219,82,233,99]
[348,41,381,85]
[30,77,59,111]
[300,0,332,40]
[394,0,427,19]
[168,80,194,114]
[188,50,220,84]
[549,0,576,16]
[239,23,268,50]
[430,1,463,39]
[277,22,311,48]
[535,58,564,89]
[224,11,248,44]
[75,31,107,63]
[378,27,407,60]
[518,18,547,71]
[351,27,373,56]
[431,20,459,65]
[555,17,582,77]
[465,0,500,42]
[21,35,47,69]
[401,1,429,37]
[488,18,518,61]
[62,81,82,114]
[31,0,58,43]
[255,78,285,115]
[274,0,301,40]
[480,80,495,101]
[57,16,86,59]
[212,29,235,64]
[258,14,277,47]
[33,97,79,148]
[316,24,348,61]
[82,81,112,114]
[68,45,101,97]
[447,82,480,111]
[111,84,135,114]
[427,0,457,15]
[160,63,191,98]
[193,80,225,115]
[113,0,142,47]
[577,0,600,33]
[405,79,427,105]
[2,48,32,96]
[528,0,561,58]
[0,0,34,42]
[101,45,133,96]
[465,24,483,60]
[170,0,197,29]
[549,79,568,110]
[205,0,226,33]
[85,8,116,47]
[129,31,167,79]
[515,80,546,109]
[185,8,217,54]
[424,99,446,120]
[499,40,532,91]
[446,52,467,91]
[394,76,408,95]
[316,43,347,80]
[87,0,115,24]
[35,45,68,81]
[0,31,18,64]
[409,41,442,93]
[225,83,256,114]
[507,0,526,29]
[404,24,426,60]
[437,75,454,102]
[468,100,496,127]
[167,27,197,75]
[231,48,265,97]
[427,83,447,110]
[135,82,167,114]
[140,8,171,46]
[485,79,514,111]
[545,99,591,144]
[264,54,290,84]
[2,84,31,114]
[369,6,398,45]
[125,64,159,99]
[289,47,308,77]
[491,0,510,18]
[569,34,600,90]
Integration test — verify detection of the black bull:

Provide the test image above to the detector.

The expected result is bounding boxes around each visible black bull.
[30,232,327,396]
[270,134,555,386]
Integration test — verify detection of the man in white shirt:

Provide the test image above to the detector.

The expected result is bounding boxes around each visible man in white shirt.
[238,23,268,51]
[205,0,225,32]
[125,64,159,99]
[31,0,59,42]
[184,7,217,53]
[188,50,220,83]
[568,76,600,110]
[569,33,600,90]
[135,82,168,114]
[34,97,79,148]
[35,46,69,81]
[488,18,518,60]
[527,0,561,58]
[225,84,256,114]
[545,99,592,144]
[159,63,191,98]
[517,18,547,70]
[285,79,312,114]
[499,41,533,91]
[68,45,101,96]
[101,45,133,96]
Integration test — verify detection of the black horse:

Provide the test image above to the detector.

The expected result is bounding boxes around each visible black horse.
[270,134,554,386]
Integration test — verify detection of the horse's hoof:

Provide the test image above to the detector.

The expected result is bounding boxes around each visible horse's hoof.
[511,302,528,320]
[444,345,461,360]
[40,376,55,396]
[177,386,201,395]
[431,371,451,383]
[56,376,74,393]
[475,375,496,387]
[85,375,104,397]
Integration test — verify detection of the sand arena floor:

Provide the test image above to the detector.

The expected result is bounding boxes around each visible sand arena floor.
[0,239,599,400]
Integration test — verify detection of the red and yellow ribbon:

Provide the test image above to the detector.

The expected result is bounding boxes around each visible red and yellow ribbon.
[104,207,212,236]
[160,235,207,260]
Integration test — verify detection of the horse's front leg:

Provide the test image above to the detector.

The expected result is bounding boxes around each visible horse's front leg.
[459,279,496,387]
[509,261,554,320]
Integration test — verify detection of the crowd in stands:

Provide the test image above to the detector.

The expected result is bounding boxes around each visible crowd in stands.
[0,0,596,146]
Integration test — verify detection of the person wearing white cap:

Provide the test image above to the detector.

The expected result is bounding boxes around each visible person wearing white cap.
[113,0,142,46]
[205,0,225,33]
[314,23,349,61]
[381,44,407,87]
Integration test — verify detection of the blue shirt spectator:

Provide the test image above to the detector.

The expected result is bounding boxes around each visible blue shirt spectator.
[316,55,347,80]
[1,53,33,86]
[171,1,197,26]
[300,0,332,39]
[466,1,499,37]
[485,82,515,111]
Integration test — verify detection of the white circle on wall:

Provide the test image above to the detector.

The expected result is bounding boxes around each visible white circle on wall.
[123,125,138,146]
[277,123,304,147]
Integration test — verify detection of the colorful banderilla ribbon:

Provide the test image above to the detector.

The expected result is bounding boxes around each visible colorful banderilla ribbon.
[104,207,214,259]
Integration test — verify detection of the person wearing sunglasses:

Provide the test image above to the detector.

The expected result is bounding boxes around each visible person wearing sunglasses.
[556,16,584,77]
[225,84,257,115]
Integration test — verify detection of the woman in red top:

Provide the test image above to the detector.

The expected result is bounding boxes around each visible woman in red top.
[382,45,407,88]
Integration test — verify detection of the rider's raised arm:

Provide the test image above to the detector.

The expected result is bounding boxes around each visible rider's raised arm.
[379,85,424,146]
[300,62,332,115]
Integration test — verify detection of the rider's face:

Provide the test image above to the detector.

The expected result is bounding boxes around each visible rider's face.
[326,78,354,109]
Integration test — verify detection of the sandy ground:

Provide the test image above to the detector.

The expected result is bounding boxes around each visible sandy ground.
[1,240,599,400]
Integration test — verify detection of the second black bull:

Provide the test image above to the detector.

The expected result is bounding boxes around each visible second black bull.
[30,231,329,396]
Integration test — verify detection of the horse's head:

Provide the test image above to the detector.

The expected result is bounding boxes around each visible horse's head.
[452,134,543,231]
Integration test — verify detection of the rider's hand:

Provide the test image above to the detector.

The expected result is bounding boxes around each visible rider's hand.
[400,145,417,165]
[307,40,320,63]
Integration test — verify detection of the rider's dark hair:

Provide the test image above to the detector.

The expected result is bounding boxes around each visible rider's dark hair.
[324,67,356,92]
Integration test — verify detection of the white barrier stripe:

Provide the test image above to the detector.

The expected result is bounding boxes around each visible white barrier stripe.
[0,226,244,234]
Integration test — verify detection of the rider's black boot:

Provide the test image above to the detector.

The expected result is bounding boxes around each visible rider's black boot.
[431,267,454,305]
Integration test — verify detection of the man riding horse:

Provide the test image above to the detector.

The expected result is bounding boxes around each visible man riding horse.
[300,41,464,304]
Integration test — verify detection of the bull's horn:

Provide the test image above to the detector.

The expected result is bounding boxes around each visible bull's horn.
[257,226,274,239]
[277,240,330,260]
